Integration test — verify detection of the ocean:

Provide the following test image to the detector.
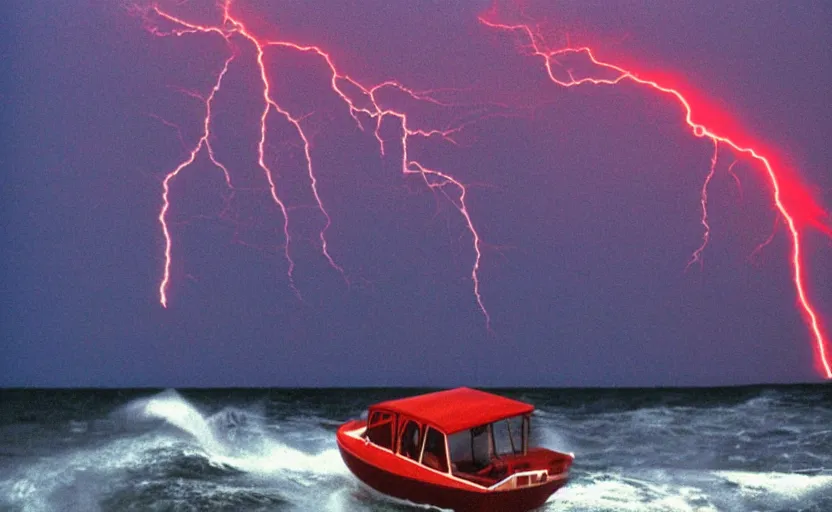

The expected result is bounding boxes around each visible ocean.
[0,386,829,511]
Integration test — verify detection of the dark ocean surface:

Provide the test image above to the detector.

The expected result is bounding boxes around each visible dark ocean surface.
[0,386,830,511]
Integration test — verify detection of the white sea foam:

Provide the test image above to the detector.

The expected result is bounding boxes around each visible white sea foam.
[210,441,348,477]
[551,471,719,512]
[715,470,832,499]
[323,481,453,512]
[546,468,832,512]
[2,435,180,512]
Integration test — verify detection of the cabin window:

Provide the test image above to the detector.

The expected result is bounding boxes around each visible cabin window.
[493,415,524,456]
[421,427,449,473]
[470,425,491,467]
[398,419,422,460]
[366,410,394,450]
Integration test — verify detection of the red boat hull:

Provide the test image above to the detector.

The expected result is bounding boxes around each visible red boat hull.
[337,422,569,512]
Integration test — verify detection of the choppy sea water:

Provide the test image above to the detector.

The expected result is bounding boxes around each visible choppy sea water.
[0,386,829,511]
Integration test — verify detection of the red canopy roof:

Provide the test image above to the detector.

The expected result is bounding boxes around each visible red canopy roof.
[372,387,534,434]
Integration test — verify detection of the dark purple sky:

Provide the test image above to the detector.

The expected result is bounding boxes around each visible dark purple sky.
[3,1,830,387]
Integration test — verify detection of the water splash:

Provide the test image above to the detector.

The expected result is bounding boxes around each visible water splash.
[124,389,223,452]
[121,390,347,477]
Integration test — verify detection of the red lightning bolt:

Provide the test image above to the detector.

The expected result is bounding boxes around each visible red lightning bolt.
[687,140,719,271]
[142,2,491,325]
[480,13,832,377]
[155,44,235,308]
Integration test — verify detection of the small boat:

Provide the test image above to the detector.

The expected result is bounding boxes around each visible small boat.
[336,387,574,512]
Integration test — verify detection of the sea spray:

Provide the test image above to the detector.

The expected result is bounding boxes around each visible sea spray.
[121,389,225,454]
[118,389,348,478]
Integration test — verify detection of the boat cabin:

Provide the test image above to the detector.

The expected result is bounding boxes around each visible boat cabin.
[363,388,563,488]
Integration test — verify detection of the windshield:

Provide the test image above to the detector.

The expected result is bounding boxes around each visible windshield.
[448,415,528,473]
[492,415,525,456]
[448,425,490,471]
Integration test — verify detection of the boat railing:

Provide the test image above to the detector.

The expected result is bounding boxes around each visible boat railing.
[487,469,549,491]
